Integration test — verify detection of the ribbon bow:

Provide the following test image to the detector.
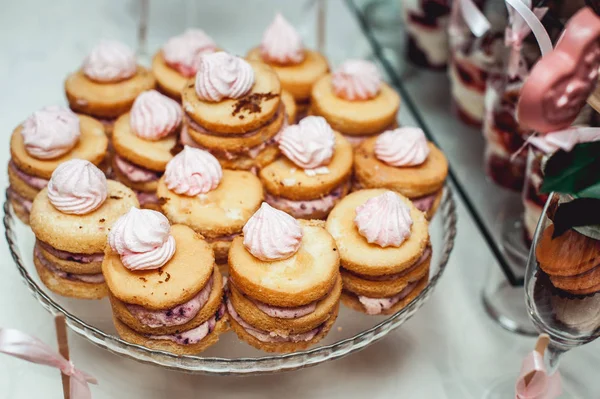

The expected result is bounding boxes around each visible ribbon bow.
[456,0,491,37]
[504,0,552,79]
[515,334,562,399]
[527,126,600,153]
[0,328,97,399]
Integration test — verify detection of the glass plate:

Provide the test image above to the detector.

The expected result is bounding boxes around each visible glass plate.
[3,186,457,375]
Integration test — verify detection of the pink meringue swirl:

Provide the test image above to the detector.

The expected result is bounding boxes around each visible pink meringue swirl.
[47,159,107,215]
[195,52,255,102]
[278,116,335,170]
[162,29,217,78]
[354,191,413,248]
[164,146,222,196]
[332,59,382,101]
[108,208,176,271]
[260,13,305,65]
[243,203,303,261]
[82,40,137,83]
[130,90,182,140]
[21,106,81,160]
[375,127,430,167]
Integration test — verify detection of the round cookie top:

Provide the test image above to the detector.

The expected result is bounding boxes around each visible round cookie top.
[152,51,189,100]
[354,137,448,198]
[229,219,339,308]
[112,113,177,172]
[260,131,353,200]
[247,47,329,101]
[326,189,429,276]
[157,170,263,238]
[11,114,108,180]
[310,74,400,136]
[281,89,297,123]
[65,67,156,118]
[30,180,139,254]
[182,60,281,134]
[103,224,214,310]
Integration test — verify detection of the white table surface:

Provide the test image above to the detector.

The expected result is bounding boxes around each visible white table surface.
[0,1,598,398]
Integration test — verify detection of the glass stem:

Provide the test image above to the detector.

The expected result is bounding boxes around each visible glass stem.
[545,343,566,376]
[137,0,149,58]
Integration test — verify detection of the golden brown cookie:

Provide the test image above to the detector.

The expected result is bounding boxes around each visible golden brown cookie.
[537,225,600,277]
[182,60,281,134]
[229,219,339,307]
[112,113,178,172]
[281,89,297,123]
[310,75,400,136]
[186,105,284,152]
[65,67,156,118]
[9,196,30,225]
[228,302,338,353]
[549,264,600,295]
[103,224,215,310]
[34,250,107,300]
[341,275,428,315]
[354,139,448,198]
[151,51,189,101]
[113,313,229,355]
[30,180,138,254]
[229,276,341,335]
[157,170,263,239]
[247,48,329,102]
[7,163,44,201]
[10,115,108,180]
[110,267,224,335]
[112,158,159,193]
[326,189,429,276]
[204,143,280,171]
[259,132,353,200]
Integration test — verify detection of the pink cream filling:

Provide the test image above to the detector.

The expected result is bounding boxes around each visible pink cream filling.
[9,161,49,190]
[147,304,226,345]
[226,299,321,343]
[358,281,419,315]
[34,245,105,284]
[7,189,33,213]
[265,182,348,219]
[126,277,213,328]
[412,191,439,213]
[37,240,104,263]
[136,191,159,206]
[114,155,162,183]
[348,247,432,282]
[253,299,317,319]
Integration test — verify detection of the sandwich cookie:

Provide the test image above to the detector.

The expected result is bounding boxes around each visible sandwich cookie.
[103,208,227,354]
[65,40,156,134]
[156,146,263,265]
[228,203,341,353]
[9,106,108,224]
[152,29,218,101]
[247,13,329,120]
[260,116,353,219]
[310,59,400,146]
[181,52,286,171]
[326,190,430,315]
[30,159,138,299]
[112,90,182,210]
[354,127,448,219]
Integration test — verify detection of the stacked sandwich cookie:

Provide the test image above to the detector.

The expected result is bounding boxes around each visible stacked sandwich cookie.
[247,13,329,120]
[8,106,108,224]
[260,116,353,219]
[103,208,228,355]
[228,203,341,352]
[157,146,263,266]
[354,127,448,219]
[327,190,431,315]
[181,52,286,172]
[310,59,400,147]
[29,159,138,299]
[112,90,182,210]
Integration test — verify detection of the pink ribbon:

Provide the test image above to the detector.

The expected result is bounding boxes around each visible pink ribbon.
[0,328,97,399]
[527,127,600,153]
[457,0,491,37]
[505,0,549,78]
[515,351,562,399]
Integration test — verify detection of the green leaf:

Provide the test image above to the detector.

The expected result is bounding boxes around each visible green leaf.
[576,181,600,198]
[541,141,600,196]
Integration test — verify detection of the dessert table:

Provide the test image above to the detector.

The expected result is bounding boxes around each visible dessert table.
[0,0,598,397]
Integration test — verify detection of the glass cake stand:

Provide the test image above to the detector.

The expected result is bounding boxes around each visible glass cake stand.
[3,186,457,375]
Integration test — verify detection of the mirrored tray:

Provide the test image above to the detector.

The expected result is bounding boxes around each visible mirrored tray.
[4,187,456,375]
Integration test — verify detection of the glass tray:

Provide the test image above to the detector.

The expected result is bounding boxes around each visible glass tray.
[3,187,456,375]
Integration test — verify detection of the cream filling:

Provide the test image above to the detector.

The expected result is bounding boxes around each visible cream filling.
[449,63,485,121]
[265,182,348,218]
[357,281,419,315]
[146,305,225,345]
[34,245,105,284]
[7,188,33,213]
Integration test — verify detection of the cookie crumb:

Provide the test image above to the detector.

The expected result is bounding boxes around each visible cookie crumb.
[158,197,169,206]
[139,277,147,282]
[333,248,337,251]
[110,195,122,200]
[231,92,277,116]
[165,272,171,282]
[170,142,184,156]
[78,226,82,229]
[157,268,164,276]
[99,218,105,223]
